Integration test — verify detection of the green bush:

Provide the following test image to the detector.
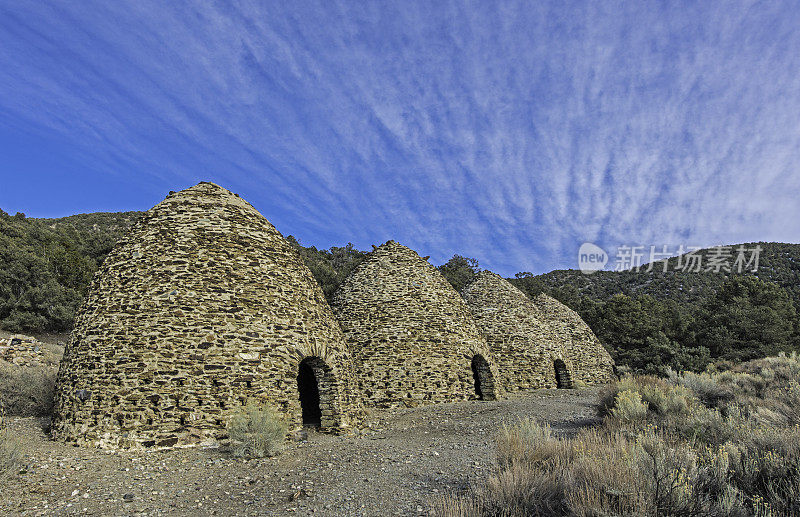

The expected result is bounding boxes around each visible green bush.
[227,404,288,458]
[599,375,695,419]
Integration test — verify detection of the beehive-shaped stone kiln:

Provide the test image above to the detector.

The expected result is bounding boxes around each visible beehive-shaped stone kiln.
[51,182,361,448]
[461,271,578,391]
[533,293,616,386]
[331,241,500,407]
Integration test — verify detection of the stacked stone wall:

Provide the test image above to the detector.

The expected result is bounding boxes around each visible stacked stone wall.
[462,272,575,391]
[0,334,62,366]
[331,241,501,407]
[51,182,361,449]
[533,294,616,385]
[49,182,613,450]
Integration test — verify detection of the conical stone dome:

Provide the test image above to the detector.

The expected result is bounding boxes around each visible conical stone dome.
[462,271,575,391]
[533,293,616,385]
[330,241,500,408]
[52,182,361,448]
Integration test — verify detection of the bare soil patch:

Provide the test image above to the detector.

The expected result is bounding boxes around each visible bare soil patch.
[0,388,600,516]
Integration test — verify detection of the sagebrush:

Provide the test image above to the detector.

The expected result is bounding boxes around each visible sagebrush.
[227,404,288,458]
[436,353,800,516]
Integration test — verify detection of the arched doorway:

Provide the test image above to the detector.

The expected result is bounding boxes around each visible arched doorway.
[297,358,322,427]
[553,359,573,389]
[471,355,496,400]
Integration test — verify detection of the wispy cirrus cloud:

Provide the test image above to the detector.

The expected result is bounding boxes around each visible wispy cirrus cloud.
[1,1,799,275]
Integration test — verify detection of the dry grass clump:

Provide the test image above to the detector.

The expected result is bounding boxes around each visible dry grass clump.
[0,360,57,416]
[37,342,65,367]
[0,428,22,479]
[435,353,800,516]
[227,404,288,458]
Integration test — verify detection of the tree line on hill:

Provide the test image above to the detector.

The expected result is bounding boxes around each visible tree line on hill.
[0,210,138,333]
[1,208,798,374]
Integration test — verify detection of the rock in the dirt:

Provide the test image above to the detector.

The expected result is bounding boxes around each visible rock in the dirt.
[288,489,309,501]
[122,493,134,502]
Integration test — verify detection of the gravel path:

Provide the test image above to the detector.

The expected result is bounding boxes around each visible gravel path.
[0,388,600,516]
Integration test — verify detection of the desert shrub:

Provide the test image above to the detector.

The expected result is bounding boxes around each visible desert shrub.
[641,383,694,417]
[634,432,706,515]
[563,429,653,515]
[0,360,57,416]
[678,404,735,445]
[668,369,734,408]
[483,463,568,516]
[598,375,647,416]
[0,428,22,479]
[706,353,800,402]
[227,404,287,458]
[496,419,564,471]
[443,423,644,516]
[610,390,648,423]
[439,424,712,516]
[727,425,800,515]
[772,380,800,426]
[430,493,486,517]
[600,375,695,423]
[438,354,800,516]
[439,422,746,516]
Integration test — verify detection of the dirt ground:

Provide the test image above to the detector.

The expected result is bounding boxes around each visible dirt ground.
[0,388,601,516]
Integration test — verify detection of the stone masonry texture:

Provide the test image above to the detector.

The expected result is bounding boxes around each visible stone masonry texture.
[330,241,501,408]
[461,271,579,391]
[51,182,362,449]
[50,183,612,450]
[532,293,616,386]
[0,334,52,366]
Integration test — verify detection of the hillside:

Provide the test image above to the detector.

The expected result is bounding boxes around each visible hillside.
[509,242,800,311]
[508,243,800,373]
[1,208,798,373]
[0,209,141,333]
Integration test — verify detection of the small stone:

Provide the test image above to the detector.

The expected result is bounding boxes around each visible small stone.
[122,493,134,502]
[288,489,309,502]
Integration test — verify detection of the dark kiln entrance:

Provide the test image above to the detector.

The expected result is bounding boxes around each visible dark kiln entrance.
[298,358,322,427]
[297,356,340,428]
[553,359,573,389]
[471,354,496,400]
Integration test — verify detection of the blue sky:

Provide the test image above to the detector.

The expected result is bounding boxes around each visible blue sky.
[1,1,799,275]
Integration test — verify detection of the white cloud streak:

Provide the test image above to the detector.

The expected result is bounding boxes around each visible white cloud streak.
[1,0,799,274]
